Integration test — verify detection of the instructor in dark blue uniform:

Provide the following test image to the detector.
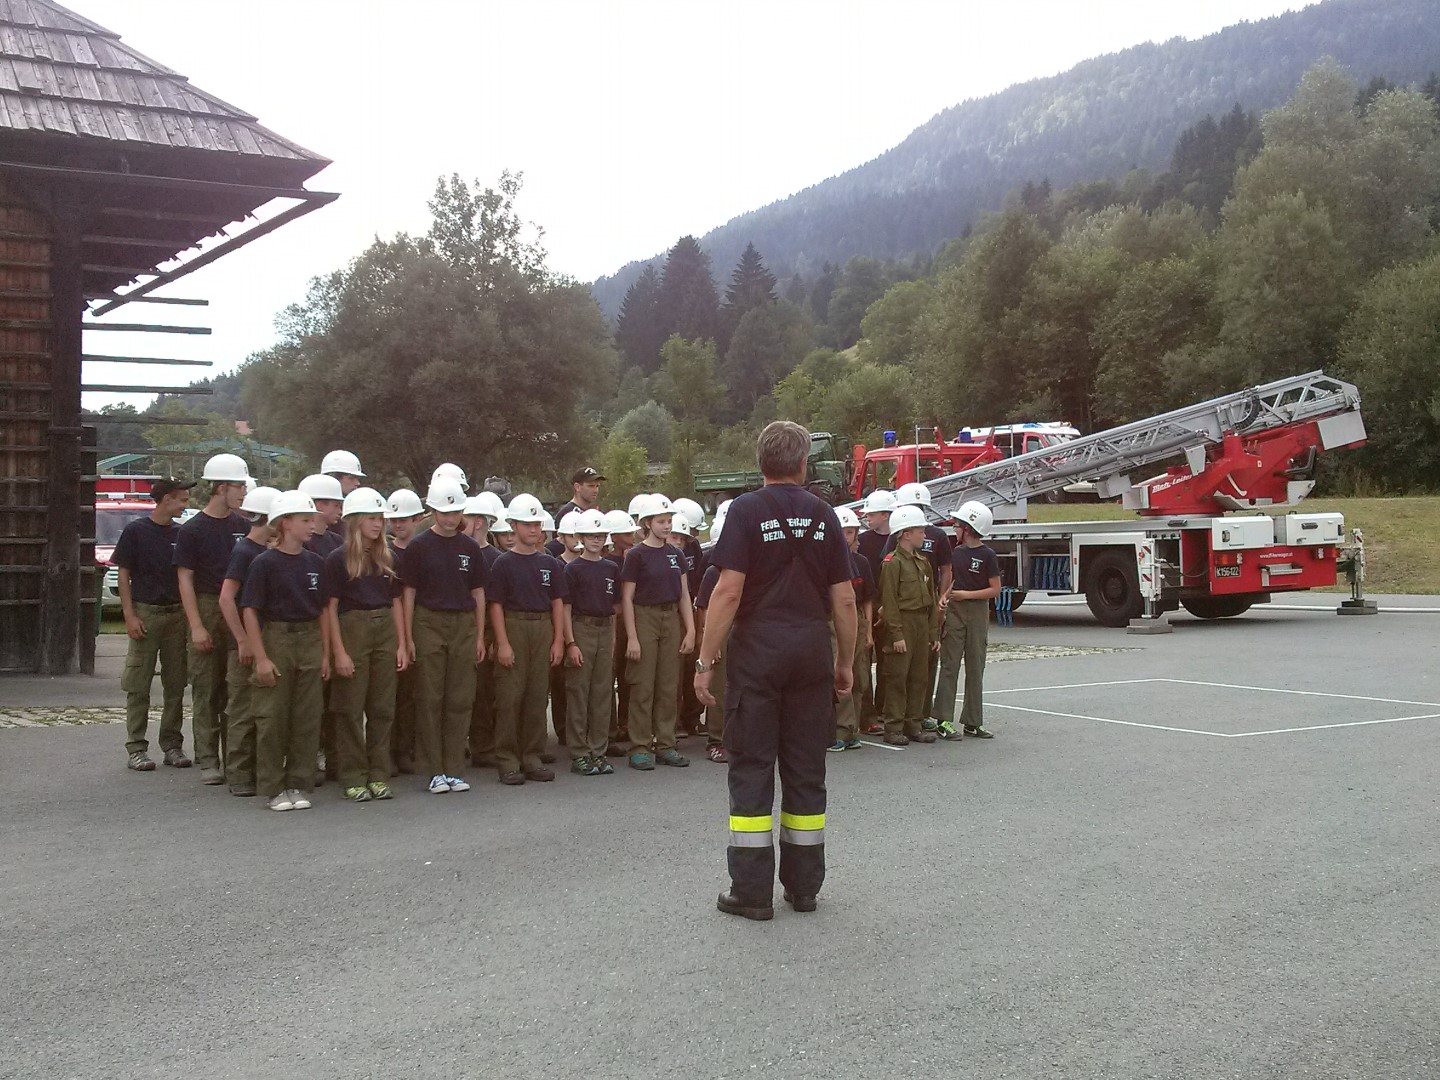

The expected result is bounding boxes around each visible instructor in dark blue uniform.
[696,421,857,921]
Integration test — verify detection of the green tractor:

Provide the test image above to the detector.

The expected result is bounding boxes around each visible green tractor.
[693,431,853,508]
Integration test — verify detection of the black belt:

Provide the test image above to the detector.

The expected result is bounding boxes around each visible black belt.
[136,601,181,612]
[267,619,320,632]
[573,613,613,625]
[341,606,392,618]
[636,601,678,609]
[505,610,550,621]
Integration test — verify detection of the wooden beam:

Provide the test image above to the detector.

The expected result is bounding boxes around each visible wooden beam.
[100,207,243,226]
[92,196,336,316]
[82,413,208,426]
[83,354,213,366]
[81,384,212,394]
[82,264,158,276]
[85,295,208,307]
[83,235,201,249]
[0,160,340,203]
[82,323,211,335]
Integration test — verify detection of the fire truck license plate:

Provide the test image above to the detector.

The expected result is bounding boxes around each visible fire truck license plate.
[1214,566,1241,578]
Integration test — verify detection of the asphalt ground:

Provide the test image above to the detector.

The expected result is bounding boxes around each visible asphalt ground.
[2,595,1437,1079]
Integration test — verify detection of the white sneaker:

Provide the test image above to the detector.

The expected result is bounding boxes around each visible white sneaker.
[289,789,312,810]
[268,792,294,812]
[428,775,451,794]
[445,775,471,792]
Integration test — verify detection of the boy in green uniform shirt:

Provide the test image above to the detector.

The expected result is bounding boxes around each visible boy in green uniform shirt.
[877,504,940,747]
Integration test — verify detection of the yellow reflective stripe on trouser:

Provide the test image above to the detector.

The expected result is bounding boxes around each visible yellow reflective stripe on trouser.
[779,811,825,846]
[729,814,773,847]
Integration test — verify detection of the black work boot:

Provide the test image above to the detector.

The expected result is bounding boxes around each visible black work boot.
[717,892,774,921]
[783,891,818,913]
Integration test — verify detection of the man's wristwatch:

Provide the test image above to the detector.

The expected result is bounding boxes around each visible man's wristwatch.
[695,658,713,674]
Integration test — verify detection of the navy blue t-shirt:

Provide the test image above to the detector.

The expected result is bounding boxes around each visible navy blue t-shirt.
[322,546,398,613]
[695,564,720,611]
[174,510,250,595]
[951,543,1001,592]
[849,550,876,608]
[857,529,889,586]
[305,528,344,559]
[489,550,567,613]
[883,523,952,578]
[564,556,618,618]
[113,516,181,605]
[240,547,326,623]
[223,536,267,588]
[478,544,502,575]
[621,541,685,606]
[544,538,567,558]
[710,484,852,624]
[399,528,487,612]
[676,535,703,597]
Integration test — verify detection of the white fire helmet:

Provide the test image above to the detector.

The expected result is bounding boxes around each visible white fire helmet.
[604,510,637,536]
[431,462,468,492]
[385,488,424,519]
[505,493,547,524]
[835,506,861,530]
[894,482,932,508]
[425,478,468,513]
[956,500,994,538]
[267,489,316,524]
[671,497,706,531]
[574,509,610,535]
[297,473,344,502]
[239,485,281,517]
[342,487,387,518]
[862,490,897,515]
[320,449,365,478]
[200,453,250,483]
[888,504,927,533]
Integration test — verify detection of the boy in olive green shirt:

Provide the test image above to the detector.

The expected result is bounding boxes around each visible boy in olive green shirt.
[878,513,939,746]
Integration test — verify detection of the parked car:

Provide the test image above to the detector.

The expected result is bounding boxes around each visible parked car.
[96,498,155,611]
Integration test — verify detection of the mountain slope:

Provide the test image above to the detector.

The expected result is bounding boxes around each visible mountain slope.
[591,0,1440,319]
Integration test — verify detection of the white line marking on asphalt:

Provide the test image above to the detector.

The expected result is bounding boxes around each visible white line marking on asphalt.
[1152,679,1440,710]
[985,702,1229,737]
[1226,713,1440,737]
[987,678,1162,695]
[857,739,907,752]
[1264,604,1440,613]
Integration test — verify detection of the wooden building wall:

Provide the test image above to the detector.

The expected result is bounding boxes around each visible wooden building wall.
[0,175,91,673]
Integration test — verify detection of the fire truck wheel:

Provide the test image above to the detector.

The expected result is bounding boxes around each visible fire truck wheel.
[1084,550,1143,627]
[1180,595,1256,620]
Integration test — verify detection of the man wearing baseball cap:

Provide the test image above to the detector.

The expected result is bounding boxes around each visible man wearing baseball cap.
[557,467,605,520]
[115,477,196,772]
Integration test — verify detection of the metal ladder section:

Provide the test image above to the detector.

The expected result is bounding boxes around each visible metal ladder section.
[920,371,1363,516]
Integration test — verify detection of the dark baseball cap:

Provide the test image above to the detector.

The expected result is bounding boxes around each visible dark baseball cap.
[571,467,605,483]
[150,477,197,500]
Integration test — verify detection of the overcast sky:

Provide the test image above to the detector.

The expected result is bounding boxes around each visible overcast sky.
[82,0,1310,407]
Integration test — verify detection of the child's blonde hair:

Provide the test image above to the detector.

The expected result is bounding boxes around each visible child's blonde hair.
[344,514,394,581]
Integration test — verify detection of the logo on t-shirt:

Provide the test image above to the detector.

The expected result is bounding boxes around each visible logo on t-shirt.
[540,568,552,587]
[306,572,320,591]
[458,554,471,572]
[666,553,680,570]
[968,556,985,574]
[604,579,614,596]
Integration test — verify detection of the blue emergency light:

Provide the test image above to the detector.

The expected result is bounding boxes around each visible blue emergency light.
[883,431,897,447]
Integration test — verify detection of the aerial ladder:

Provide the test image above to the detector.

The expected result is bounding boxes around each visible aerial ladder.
[857,372,1373,630]
[916,371,1365,517]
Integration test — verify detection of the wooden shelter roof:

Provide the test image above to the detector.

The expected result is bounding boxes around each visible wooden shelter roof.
[0,0,336,311]
[0,0,328,172]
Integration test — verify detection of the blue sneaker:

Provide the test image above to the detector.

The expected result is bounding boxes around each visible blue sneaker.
[920,718,939,732]
[628,751,655,771]
[826,740,846,753]
[428,775,451,794]
[843,738,863,751]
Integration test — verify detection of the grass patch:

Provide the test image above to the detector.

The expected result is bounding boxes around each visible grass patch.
[1027,497,1439,595]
